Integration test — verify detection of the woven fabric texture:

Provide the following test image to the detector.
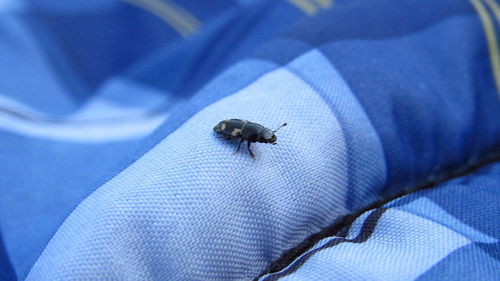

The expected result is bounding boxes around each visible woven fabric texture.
[0,0,499,280]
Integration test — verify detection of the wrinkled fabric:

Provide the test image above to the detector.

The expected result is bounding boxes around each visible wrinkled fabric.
[0,0,499,280]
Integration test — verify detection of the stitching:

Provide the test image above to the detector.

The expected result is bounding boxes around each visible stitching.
[260,208,388,281]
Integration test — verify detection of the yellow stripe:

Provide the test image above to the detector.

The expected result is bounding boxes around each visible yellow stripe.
[484,0,500,20]
[311,0,334,9]
[123,0,200,37]
[286,0,318,16]
[470,0,500,95]
[163,0,201,31]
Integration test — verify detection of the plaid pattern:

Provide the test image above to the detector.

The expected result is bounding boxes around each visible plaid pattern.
[260,163,500,280]
[0,0,499,280]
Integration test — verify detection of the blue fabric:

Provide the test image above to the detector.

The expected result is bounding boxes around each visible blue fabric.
[260,162,500,280]
[0,0,499,280]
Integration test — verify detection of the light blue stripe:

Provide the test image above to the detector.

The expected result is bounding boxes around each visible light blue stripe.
[286,49,387,211]
[396,197,497,243]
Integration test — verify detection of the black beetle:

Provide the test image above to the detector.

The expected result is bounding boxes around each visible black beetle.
[213,119,287,158]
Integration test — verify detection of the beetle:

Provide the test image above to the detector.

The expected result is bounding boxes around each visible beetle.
[213,119,287,158]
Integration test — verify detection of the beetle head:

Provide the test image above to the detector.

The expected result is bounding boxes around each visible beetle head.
[269,134,277,144]
[268,123,287,144]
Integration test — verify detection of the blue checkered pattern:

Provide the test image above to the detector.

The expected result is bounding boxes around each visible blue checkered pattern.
[0,0,499,280]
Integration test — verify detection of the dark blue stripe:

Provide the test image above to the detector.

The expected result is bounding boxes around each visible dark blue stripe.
[0,232,16,281]
[284,0,472,43]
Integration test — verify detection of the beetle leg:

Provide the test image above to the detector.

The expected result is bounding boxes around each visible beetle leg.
[234,139,244,154]
[247,142,255,158]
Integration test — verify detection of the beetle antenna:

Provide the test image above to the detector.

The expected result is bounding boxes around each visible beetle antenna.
[273,123,287,133]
